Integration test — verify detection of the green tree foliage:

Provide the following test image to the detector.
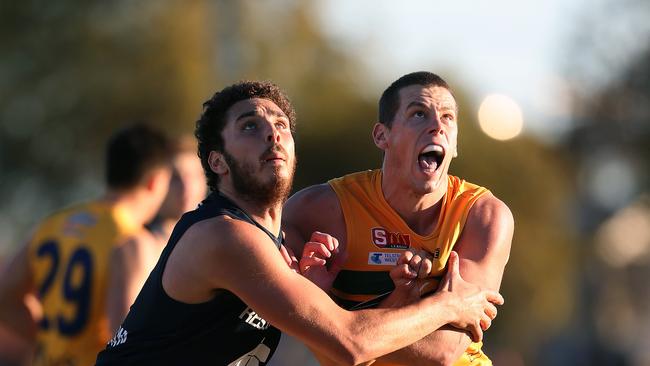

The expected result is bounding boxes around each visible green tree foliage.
[210,1,380,189]
[0,0,216,248]
[561,0,650,363]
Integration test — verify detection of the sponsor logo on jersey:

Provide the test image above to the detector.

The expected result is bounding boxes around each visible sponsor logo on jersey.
[63,212,97,237]
[368,252,401,265]
[107,326,128,347]
[228,341,271,366]
[239,307,270,330]
[371,227,411,249]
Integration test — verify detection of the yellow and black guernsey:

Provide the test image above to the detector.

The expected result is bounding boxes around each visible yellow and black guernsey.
[95,192,281,366]
[27,201,140,366]
[328,169,492,366]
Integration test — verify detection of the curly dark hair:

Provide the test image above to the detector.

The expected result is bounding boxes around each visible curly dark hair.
[378,71,455,127]
[194,81,296,192]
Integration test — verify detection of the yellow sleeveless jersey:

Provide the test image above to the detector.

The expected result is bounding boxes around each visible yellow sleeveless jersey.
[27,200,139,366]
[328,170,491,366]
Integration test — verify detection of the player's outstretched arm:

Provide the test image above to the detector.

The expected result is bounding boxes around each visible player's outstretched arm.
[0,243,38,342]
[186,217,503,366]
[378,194,514,366]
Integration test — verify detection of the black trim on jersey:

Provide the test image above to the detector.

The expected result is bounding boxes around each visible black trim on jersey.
[333,271,443,310]
[332,270,395,295]
[348,292,392,310]
[217,192,284,249]
[95,192,282,366]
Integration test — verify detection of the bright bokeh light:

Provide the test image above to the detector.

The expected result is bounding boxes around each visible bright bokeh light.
[478,94,524,140]
[595,198,650,268]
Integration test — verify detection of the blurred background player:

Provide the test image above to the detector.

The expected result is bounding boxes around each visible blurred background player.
[0,123,172,366]
[147,135,207,242]
[106,136,207,330]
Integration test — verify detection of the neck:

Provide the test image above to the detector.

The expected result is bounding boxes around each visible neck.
[217,188,283,236]
[102,189,151,228]
[380,170,448,236]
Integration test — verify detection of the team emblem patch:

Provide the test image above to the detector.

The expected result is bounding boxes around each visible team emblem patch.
[371,227,411,249]
[368,252,401,265]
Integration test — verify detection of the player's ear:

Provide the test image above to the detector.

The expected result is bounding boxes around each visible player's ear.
[372,123,389,150]
[144,167,170,192]
[144,173,156,191]
[208,150,228,175]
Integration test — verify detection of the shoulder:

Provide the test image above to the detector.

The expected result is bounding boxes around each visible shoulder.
[180,215,273,258]
[283,183,343,234]
[158,215,281,300]
[468,193,514,232]
[176,216,287,290]
[283,184,345,250]
[114,229,159,257]
[458,193,514,262]
[452,193,514,290]
[284,183,340,216]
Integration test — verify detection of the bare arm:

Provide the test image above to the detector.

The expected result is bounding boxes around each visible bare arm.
[378,194,514,366]
[283,184,347,291]
[0,244,38,341]
[181,218,503,366]
[106,232,161,332]
[283,183,345,260]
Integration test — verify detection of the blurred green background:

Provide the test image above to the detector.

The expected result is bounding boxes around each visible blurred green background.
[0,1,648,365]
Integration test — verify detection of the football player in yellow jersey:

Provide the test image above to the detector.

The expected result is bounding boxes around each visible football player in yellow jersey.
[0,123,172,366]
[284,72,514,365]
[109,136,207,326]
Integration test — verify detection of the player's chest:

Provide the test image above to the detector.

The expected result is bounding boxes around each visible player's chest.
[342,224,448,276]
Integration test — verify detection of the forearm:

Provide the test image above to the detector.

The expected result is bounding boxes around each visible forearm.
[378,326,471,366]
[344,292,459,363]
[256,281,456,365]
[373,295,470,365]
